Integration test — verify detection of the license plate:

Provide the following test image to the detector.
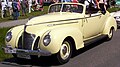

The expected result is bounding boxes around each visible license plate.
[17,54,31,59]
[4,48,16,53]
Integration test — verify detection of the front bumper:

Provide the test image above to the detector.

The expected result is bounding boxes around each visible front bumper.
[3,45,51,57]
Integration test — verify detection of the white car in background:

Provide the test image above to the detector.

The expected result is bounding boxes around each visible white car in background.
[110,11,120,27]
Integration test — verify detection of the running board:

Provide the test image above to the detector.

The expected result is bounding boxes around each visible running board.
[84,35,107,46]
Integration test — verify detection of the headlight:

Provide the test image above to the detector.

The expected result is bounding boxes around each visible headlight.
[6,31,12,42]
[43,34,51,46]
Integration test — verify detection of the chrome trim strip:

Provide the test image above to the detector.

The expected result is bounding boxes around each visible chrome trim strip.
[26,18,81,26]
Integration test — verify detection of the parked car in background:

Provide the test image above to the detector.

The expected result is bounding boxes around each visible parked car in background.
[116,0,120,6]
[110,11,120,27]
[3,2,117,64]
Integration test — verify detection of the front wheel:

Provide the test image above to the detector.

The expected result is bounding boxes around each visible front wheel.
[57,40,72,64]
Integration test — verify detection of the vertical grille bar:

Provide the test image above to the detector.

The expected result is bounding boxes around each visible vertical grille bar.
[18,36,22,49]
[33,37,40,50]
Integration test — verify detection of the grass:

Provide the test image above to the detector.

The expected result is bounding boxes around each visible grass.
[0,6,49,23]
[0,5,49,62]
[0,27,13,61]
[107,7,120,12]
[0,6,120,22]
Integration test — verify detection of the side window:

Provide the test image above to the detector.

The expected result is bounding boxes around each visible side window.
[71,5,83,13]
[49,4,61,13]
[77,5,83,13]
[86,7,99,14]
[62,5,71,12]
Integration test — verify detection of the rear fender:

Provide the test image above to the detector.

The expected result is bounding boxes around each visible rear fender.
[102,16,117,35]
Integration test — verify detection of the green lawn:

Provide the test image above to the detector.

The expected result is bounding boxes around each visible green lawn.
[107,7,120,12]
[0,27,13,61]
[0,6,49,23]
[0,6,120,23]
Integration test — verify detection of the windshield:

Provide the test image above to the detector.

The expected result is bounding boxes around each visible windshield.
[49,4,83,13]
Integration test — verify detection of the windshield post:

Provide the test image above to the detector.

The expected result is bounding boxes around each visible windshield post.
[60,3,64,12]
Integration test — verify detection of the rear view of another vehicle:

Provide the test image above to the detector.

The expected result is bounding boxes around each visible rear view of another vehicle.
[111,11,120,28]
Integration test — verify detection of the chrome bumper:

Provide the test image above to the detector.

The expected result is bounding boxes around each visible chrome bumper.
[3,46,51,56]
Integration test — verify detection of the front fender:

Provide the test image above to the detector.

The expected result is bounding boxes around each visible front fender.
[102,15,117,34]
[40,27,84,54]
[6,25,24,48]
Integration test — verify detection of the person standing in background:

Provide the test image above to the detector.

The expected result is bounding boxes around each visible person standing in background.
[17,0,20,11]
[28,0,32,13]
[39,0,44,11]
[106,0,110,9]
[17,0,20,16]
[84,0,98,8]
[36,0,43,11]
[96,0,106,14]
[1,0,7,18]
[104,0,109,9]
[21,0,27,16]
[8,0,13,16]
[32,0,36,11]
[12,0,20,20]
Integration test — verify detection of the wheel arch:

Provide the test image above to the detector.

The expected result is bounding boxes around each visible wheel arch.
[102,16,117,35]
[63,36,76,52]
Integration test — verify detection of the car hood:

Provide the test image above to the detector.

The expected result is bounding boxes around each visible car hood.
[25,12,83,34]
[26,12,83,25]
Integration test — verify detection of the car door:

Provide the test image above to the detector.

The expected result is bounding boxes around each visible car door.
[83,13,101,39]
[98,13,108,33]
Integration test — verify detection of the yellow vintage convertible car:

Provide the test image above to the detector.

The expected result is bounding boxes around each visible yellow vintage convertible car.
[3,2,117,64]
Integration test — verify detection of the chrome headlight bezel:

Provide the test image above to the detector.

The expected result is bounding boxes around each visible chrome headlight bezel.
[43,34,51,46]
[6,31,12,42]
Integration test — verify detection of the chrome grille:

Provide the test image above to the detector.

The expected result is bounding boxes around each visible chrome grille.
[23,32,34,50]
[18,32,34,50]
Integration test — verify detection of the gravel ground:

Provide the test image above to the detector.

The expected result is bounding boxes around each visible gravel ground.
[0,19,28,28]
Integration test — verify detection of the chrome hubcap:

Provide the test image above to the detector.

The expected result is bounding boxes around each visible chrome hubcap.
[60,41,70,60]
